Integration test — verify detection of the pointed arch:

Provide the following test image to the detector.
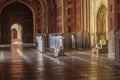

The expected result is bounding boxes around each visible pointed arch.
[0,1,34,43]
[11,23,22,42]
[0,0,49,44]
[96,4,107,42]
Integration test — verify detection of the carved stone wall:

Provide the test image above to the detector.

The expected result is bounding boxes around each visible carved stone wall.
[115,30,120,60]
[55,0,63,33]
[108,30,115,59]
[108,0,120,61]
[90,0,108,47]
[64,0,90,49]
[97,5,107,42]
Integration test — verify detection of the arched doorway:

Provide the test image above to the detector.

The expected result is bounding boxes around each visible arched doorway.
[1,1,33,44]
[97,5,107,42]
[11,23,22,44]
[11,29,17,41]
[96,4,108,53]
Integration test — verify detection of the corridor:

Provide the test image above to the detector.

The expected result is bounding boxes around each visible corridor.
[0,45,120,80]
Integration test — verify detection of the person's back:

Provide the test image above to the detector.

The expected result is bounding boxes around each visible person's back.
[58,47,65,56]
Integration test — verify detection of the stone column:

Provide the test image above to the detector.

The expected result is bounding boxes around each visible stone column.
[108,0,115,59]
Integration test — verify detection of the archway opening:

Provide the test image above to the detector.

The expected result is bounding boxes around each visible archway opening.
[11,23,22,44]
[1,1,33,44]
[97,5,108,53]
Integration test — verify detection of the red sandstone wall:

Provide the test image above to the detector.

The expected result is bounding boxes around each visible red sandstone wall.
[55,0,62,33]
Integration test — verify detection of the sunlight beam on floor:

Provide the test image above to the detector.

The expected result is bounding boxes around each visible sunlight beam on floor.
[17,48,32,63]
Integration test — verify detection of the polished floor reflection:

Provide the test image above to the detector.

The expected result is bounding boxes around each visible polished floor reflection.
[0,44,120,80]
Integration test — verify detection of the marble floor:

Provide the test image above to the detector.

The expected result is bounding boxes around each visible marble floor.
[0,44,120,80]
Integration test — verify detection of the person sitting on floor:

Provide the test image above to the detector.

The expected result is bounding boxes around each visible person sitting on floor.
[58,47,65,56]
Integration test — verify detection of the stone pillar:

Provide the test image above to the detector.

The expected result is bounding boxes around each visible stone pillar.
[108,0,116,59]
[63,0,76,49]
[114,0,120,62]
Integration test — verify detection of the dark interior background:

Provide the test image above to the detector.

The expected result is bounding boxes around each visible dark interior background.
[1,2,33,44]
